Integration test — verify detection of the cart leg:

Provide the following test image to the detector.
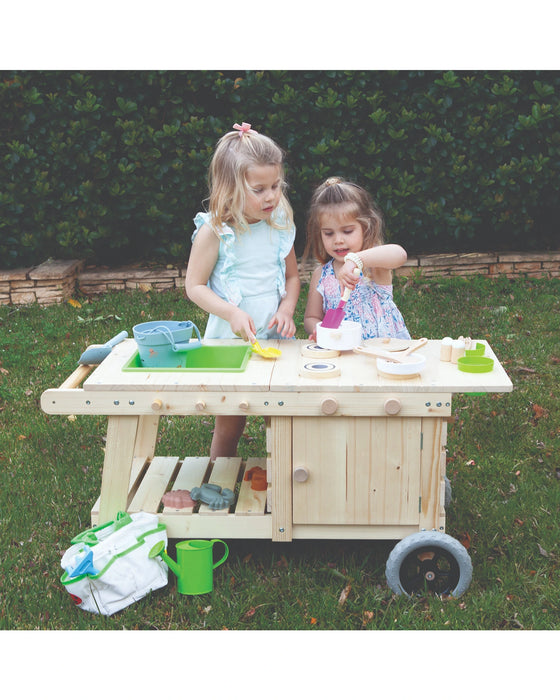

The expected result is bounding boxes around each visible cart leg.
[133,415,160,460]
[419,417,446,531]
[270,416,293,542]
[98,416,140,523]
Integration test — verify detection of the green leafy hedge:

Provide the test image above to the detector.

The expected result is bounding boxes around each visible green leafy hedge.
[1,70,558,268]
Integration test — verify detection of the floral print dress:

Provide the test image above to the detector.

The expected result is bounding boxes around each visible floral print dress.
[317,260,410,340]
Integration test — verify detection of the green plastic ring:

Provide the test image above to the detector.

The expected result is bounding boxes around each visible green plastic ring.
[457,356,494,373]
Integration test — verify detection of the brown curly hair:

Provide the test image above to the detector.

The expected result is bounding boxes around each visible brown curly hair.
[304,177,384,264]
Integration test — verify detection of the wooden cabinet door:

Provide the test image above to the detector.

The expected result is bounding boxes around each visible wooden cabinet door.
[292,416,422,525]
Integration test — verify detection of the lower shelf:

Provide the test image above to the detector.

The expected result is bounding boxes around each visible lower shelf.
[90,454,442,542]
[91,455,273,539]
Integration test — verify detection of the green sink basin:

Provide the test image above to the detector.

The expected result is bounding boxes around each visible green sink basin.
[122,345,252,372]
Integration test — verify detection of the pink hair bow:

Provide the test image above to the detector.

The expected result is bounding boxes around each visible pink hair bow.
[233,122,257,137]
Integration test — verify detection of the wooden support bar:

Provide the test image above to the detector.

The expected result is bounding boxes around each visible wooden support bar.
[270,416,293,541]
[419,417,446,531]
[98,415,140,523]
[133,415,160,460]
[91,455,149,524]
[159,512,272,540]
[59,364,94,389]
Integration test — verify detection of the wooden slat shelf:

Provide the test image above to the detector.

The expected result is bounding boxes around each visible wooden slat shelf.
[91,454,273,539]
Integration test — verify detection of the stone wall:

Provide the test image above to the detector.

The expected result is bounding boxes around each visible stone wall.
[1,251,559,306]
[0,259,84,306]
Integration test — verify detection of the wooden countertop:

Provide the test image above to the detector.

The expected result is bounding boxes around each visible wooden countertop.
[83,338,513,395]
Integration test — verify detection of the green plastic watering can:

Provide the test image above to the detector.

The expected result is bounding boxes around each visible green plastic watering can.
[150,539,228,595]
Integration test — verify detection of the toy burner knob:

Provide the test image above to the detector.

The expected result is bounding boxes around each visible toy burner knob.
[384,398,402,415]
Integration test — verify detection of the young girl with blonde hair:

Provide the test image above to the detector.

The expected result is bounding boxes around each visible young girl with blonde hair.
[185,122,300,458]
[304,177,410,340]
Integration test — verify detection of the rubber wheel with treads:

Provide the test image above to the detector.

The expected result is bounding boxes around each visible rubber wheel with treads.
[385,531,472,598]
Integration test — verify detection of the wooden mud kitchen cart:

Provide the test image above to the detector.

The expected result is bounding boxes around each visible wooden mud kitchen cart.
[42,338,512,597]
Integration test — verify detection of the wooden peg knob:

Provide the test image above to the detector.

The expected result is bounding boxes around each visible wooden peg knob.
[293,467,309,482]
[195,400,206,411]
[151,398,163,411]
[384,398,401,415]
[321,397,338,415]
[239,400,249,411]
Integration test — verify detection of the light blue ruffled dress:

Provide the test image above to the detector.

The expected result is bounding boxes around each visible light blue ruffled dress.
[192,212,296,339]
[317,260,411,340]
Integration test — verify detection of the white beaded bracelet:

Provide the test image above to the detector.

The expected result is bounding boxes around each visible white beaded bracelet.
[344,252,363,272]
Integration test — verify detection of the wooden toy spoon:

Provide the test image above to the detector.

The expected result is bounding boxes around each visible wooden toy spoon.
[392,337,428,358]
[353,346,410,363]
[353,338,428,364]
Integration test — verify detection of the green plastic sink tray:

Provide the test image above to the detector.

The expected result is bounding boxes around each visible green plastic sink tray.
[122,345,252,372]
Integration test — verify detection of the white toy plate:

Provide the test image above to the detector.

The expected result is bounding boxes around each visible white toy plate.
[376,352,426,378]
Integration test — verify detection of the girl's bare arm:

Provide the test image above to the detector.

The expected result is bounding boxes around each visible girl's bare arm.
[185,224,257,340]
[268,247,301,337]
[340,244,407,288]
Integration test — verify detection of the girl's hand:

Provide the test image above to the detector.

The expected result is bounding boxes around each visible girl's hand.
[268,309,296,338]
[228,307,257,342]
[339,261,361,290]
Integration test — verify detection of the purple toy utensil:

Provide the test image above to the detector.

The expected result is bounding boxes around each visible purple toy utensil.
[321,286,352,329]
[321,266,360,330]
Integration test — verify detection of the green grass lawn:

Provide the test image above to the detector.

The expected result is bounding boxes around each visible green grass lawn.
[1,274,559,631]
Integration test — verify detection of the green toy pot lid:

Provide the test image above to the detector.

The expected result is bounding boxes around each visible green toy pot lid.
[457,356,494,373]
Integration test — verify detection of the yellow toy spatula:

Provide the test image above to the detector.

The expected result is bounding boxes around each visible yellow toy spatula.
[251,340,282,359]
